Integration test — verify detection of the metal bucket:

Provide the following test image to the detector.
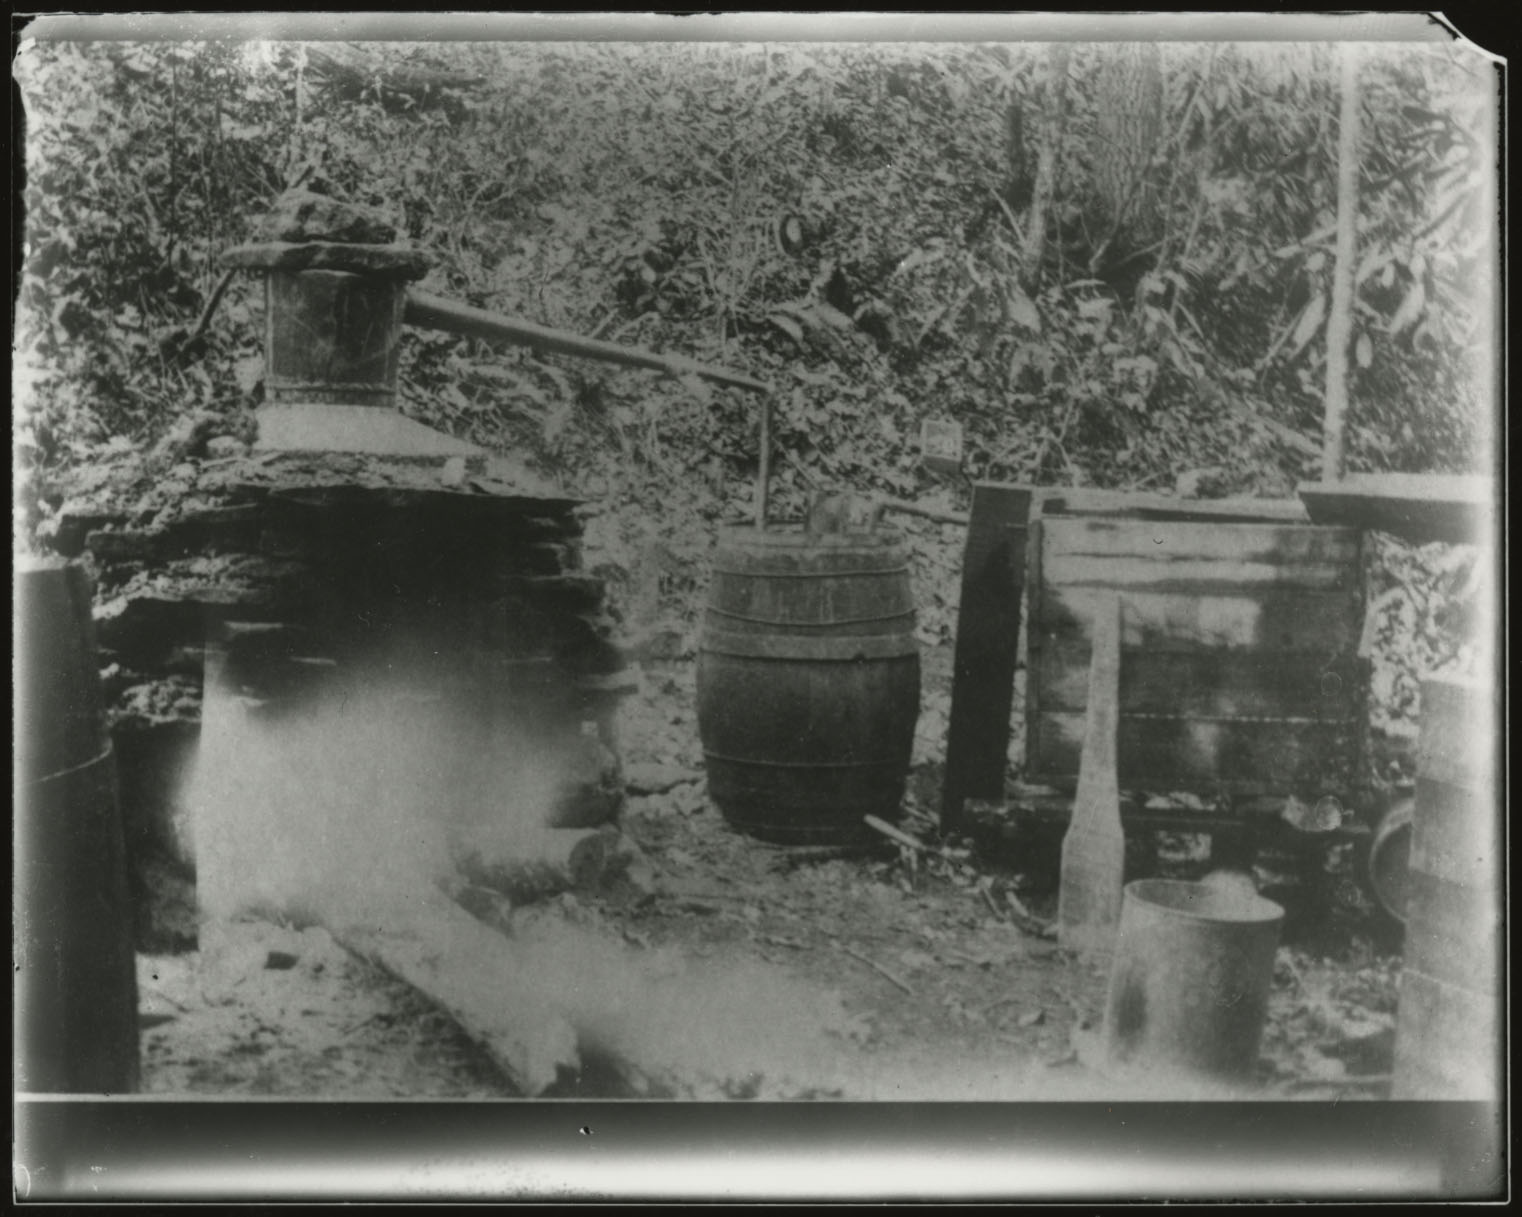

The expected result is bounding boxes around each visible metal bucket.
[696,526,920,844]
[15,560,140,1094]
[1101,878,1284,1087]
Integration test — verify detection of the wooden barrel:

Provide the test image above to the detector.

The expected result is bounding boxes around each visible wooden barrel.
[1393,677,1500,1100]
[15,560,140,1094]
[696,527,921,844]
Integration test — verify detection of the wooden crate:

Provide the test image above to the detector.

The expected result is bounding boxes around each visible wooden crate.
[1024,507,1368,802]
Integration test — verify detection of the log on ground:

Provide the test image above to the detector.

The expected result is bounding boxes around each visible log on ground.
[328,891,580,1097]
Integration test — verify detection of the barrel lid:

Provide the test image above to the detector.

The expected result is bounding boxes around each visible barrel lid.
[716,524,907,549]
[712,525,910,574]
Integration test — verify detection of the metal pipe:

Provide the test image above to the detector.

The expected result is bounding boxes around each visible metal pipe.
[876,499,969,528]
[404,289,772,396]
[756,392,772,530]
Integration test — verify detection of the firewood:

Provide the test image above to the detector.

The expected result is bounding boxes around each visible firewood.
[862,814,965,865]
[451,824,638,904]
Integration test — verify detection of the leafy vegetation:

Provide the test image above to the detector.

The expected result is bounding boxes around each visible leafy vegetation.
[14,37,1497,721]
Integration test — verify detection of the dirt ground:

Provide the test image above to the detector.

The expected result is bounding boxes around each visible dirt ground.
[135,642,1401,1101]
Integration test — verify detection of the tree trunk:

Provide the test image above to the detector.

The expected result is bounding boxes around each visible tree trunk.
[1088,42,1166,275]
[1322,45,1362,483]
[1020,44,1071,292]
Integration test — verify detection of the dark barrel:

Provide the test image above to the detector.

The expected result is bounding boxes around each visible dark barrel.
[1393,677,1500,1100]
[15,559,139,1094]
[696,527,921,844]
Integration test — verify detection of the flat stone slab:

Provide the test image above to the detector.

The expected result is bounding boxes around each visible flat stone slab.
[253,190,398,245]
[254,404,485,464]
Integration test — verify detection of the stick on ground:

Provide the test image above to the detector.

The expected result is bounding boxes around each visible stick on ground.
[839,943,915,996]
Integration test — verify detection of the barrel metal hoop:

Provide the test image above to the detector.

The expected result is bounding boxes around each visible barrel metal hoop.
[705,605,918,628]
[709,564,910,579]
[704,750,902,771]
[30,743,114,786]
[701,630,920,661]
[1120,712,1362,726]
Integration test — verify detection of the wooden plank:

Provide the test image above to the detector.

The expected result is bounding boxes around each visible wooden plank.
[1057,593,1126,961]
[1038,584,1363,653]
[942,483,1033,829]
[1036,641,1364,718]
[1039,555,1355,590]
[1029,712,1358,794]
[1038,488,1309,524]
[1298,473,1493,545]
[1040,517,1360,568]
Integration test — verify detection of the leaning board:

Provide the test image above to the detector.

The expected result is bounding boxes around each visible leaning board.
[1024,511,1367,799]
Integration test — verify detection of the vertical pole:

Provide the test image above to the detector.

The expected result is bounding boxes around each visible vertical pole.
[1322,42,1362,483]
[755,392,771,531]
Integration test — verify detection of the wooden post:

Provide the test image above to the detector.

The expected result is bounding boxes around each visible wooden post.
[941,483,1033,831]
[1057,591,1125,961]
[1321,43,1362,482]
